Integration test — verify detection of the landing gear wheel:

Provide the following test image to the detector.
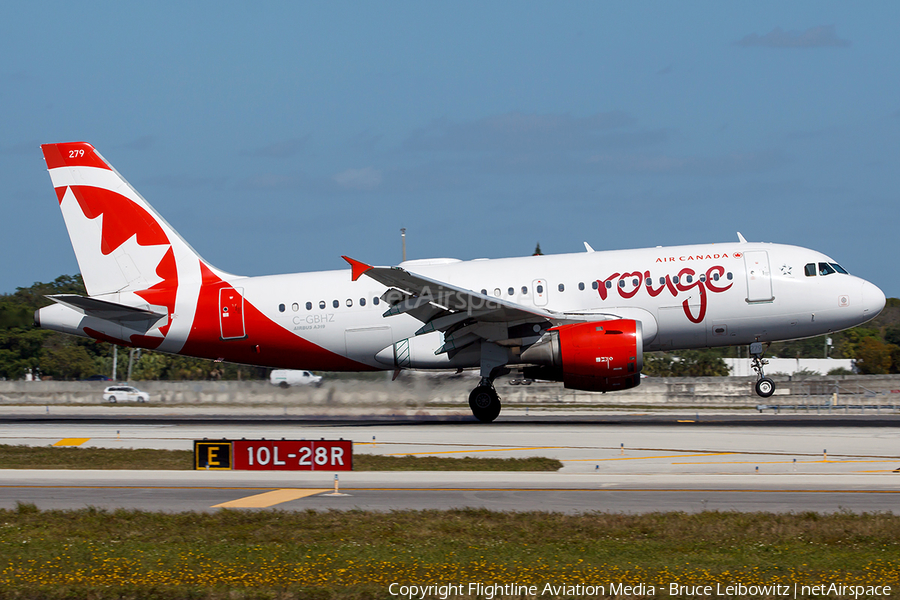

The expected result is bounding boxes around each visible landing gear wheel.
[755,377,775,398]
[468,385,501,423]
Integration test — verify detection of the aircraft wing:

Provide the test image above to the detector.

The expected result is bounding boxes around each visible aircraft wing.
[343,256,605,355]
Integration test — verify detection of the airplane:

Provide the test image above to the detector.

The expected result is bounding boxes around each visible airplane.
[34,142,886,422]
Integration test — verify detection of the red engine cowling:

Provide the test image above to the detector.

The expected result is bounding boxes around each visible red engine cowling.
[521,319,643,392]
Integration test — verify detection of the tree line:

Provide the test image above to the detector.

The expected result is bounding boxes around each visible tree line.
[2,275,899,380]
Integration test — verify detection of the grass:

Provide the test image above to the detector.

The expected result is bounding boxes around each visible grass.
[353,454,561,471]
[0,506,897,598]
[0,444,562,471]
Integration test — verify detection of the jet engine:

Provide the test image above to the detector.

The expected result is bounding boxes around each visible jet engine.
[521,319,643,392]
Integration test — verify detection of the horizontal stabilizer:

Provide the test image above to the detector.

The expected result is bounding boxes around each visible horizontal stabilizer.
[47,294,166,323]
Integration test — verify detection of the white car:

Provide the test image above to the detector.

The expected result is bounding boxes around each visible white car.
[103,385,149,403]
[270,370,323,388]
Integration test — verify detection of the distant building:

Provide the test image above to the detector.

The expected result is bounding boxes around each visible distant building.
[724,358,854,377]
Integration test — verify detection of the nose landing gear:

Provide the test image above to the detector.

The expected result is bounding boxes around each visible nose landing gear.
[750,342,775,398]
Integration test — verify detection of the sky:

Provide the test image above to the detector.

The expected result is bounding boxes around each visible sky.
[2,2,899,296]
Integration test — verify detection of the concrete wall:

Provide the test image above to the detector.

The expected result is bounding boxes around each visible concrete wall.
[2,374,900,409]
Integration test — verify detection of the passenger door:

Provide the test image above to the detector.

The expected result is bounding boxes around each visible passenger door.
[744,251,774,302]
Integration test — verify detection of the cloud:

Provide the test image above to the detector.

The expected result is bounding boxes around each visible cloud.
[235,173,304,191]
[141,174,217,189]
[402,111,649,154]
[243,136,310,158]
[586,150,785,177]
[333,167,382,191]
[1,141,41,155]
[118,135,154,151]
[735,25,850,49]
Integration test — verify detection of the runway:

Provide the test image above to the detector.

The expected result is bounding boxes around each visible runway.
[1,407,898,513]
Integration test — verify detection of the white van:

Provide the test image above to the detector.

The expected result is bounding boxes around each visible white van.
[269,370,323,388]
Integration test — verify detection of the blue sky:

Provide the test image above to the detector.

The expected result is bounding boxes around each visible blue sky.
[3,2,898,296]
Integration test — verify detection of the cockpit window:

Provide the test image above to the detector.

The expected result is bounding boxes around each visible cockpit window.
[830,263,849,274]
[818,262,836,276]
[804,263,816,277]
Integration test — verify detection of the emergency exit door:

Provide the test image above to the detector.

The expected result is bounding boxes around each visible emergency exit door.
[219,287,247,339]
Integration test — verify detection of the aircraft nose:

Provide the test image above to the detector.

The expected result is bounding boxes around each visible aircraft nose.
[861,280,886,319]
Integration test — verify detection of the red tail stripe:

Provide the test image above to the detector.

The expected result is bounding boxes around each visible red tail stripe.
[41,142,111,171]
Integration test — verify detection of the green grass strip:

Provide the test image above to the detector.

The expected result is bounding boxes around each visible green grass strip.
[0,506,897,598]
[0,444,561,471]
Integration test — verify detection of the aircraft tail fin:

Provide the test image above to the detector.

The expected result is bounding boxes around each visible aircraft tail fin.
[40,142,219,297]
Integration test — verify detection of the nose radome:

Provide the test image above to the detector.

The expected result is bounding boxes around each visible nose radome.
[861,280,886,318]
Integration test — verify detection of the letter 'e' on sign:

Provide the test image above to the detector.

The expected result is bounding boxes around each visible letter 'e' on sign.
[194,441,233,470]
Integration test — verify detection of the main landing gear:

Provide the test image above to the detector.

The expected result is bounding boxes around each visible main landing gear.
[750,341,775,398]
[469,342,508,423]
[469,379,502,423]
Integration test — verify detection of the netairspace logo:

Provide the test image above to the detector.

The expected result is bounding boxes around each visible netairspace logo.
[388,581,894,599]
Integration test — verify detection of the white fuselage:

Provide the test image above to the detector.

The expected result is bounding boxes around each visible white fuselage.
[226,241,883,370]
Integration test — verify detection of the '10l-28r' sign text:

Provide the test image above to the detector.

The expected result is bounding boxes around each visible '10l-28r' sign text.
[194,439,352,471]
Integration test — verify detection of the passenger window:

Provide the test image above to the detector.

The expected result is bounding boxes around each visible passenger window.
[592,281,599,290]
[672,276,679,284]
[618,280,625,288]
[493,288,501,297]
[346,299,352,307]
[481,289,487,295]
[521,286,528,294]
[578,282,585,291]
[685,275,692,283]
[727,272,733,280]
[278,304,285,313]
[605,281,612,289]
[819,263,836,276]
[373,297,380,306]
[659,277,665,285]
[319,301,326,309]
[306,302,312,310]
[360,298,366,307]
[699,275,706,282]
[292,303,299,312]
[558,283,565,292]
[632,278,639,287]
[333,299,340,308]
[804,263,817,277]
[536,284,544,293]
[645,278,652,286]
[508,287,514,296]
[713,273,720,281]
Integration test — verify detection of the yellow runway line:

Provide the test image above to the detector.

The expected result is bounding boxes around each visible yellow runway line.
[53,438,90,446]
[672,459,896,465]
[385,446,564,456]
[213,488,330,508]
[566,452,735,462]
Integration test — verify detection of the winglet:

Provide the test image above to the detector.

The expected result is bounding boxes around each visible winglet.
[342,256,374,281]
[583,242,595,253]
[736,232,748,244]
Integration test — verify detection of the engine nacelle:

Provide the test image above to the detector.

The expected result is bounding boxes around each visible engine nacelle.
[521,319,643,392]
